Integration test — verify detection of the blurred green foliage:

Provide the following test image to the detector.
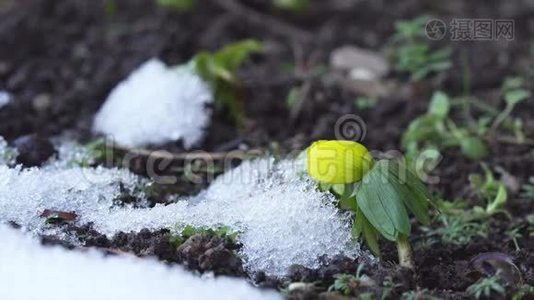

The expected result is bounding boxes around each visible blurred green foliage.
[467,275,505,299]
[388,16,452,81]
[156,0,196,11]
[192,39,262,125]
[403,91,488,161]
[273,0,310,12]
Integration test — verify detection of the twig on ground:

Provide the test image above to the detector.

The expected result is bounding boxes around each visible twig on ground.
[210,0,313,43]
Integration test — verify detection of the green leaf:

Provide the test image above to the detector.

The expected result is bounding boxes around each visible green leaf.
[504,89,530,106]
[386,160,432,225]
[402,114,442,147]
[356,161,412,240]
[429,91,450,118]
[331,184,346,196]
[352,211,363,239]
[192,40,262,125]
[339,196,358,211]
[318,182,333,192]
[353,208,381,256]
[157,0,196,11]
[487,184,507,214]
[460,136,488,160]
[362,218,381,257]
[273,0,310,12]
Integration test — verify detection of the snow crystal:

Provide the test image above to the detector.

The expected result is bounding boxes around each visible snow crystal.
[90,158,367,276]
[93,59,213,149]
[0,225,280,300]
[0,139,370,277]
[0,165,142,235]
[0,91,10,109]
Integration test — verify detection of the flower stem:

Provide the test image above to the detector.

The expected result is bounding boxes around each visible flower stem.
[396,234,414,269]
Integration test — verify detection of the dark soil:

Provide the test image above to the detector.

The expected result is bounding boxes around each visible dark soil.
[1,0,534,299]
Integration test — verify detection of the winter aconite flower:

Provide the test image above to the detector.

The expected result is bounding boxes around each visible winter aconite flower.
[306,140,374,184]
[306,139,434,269]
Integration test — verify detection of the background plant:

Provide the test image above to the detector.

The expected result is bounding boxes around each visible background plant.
[169,225,239,247]
[193,40,262,126]
[387,16,452,81]
[403,91,488,161]
[328,264,375,296]
[403,77,531,162]
[466,275,506,299]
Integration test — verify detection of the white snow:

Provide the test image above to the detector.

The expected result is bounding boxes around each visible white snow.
[90,158,366,276]
[93,59,213,149]
[0,225,281,300]
[0,91,10,109]
[0,139,370,277]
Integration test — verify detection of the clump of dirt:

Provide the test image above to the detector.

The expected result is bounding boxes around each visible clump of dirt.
[42,224,247,277]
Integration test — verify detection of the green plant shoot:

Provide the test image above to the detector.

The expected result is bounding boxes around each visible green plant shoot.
[192,40,263,126]
[306,140,434,269]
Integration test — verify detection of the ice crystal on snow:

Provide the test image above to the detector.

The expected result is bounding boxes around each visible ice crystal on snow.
[0,139,370,277]
[0,164,142,235]
[0,226,280,300]
[0,91,10,109]
[93,59,213,149]
[92,159,365,276]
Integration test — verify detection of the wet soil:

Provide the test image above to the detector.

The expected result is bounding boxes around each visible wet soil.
[1,0,534,298]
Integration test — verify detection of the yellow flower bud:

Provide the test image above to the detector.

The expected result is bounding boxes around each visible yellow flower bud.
[306,140,374,184]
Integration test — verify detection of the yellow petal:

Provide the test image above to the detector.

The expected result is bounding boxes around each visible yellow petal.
[306,140,374,184]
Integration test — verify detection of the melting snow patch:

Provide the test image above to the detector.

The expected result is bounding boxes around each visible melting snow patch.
[0,225,280,300]
[0,91,10,109]
[0,140,371,277]
[92,158,367,276]
[93,59,213,149]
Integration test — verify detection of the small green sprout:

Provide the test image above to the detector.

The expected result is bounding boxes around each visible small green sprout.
[490,77,531,134]
[104,0,117,17]
[512,284,534,300]
[328,264,375,296]
[169,225,239,247]
[193,40,262,125]
[273,0,310,12]
[355,96,378,111]
[505,226,522,251]
[466,275,506,299]
[156,0,196,11]
[403,91,488,161]
[468,164,510,219]
[422,214,488,246]
[521,177,534,199]
[307,140,434,269]
[381,276,402,300]
[388,16,452,81]
[527,215,534,237]
[404,75,530,160]
[401,289,438,300]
